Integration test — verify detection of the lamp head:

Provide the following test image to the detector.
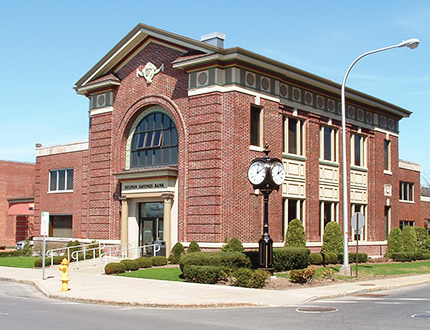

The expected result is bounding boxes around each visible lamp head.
[398,38,420,49]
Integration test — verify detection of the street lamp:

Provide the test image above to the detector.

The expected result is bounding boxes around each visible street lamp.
[339,38,420,276]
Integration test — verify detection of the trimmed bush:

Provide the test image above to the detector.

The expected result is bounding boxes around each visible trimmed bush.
[244,250,259,269]
[120,259,139,271]
[232,268,270,288]
[322,221,343,254]
[391,252,416,262]
[309,252,324,265]
[402,226,417,253]
[150,256,168,266]
[182,265,227,284]
[180,251,251,272]
[136,257,153,268]
[386,227,403,258]
[0,250,23,258]
[322,251,338,264]
[415,227,430,250]
[285,219,306,247]
[222,237,244,253]
[22,238,33,257]
[289,267,315,284]
[168,242,184,264]
[337,252,368,264]
[34,256,64,267]
[187,241,201,253]
[105,262,126,275]
[272,247,310,272]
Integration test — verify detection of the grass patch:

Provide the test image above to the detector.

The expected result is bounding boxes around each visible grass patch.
[0,257,38,268]
[118,267,183,282]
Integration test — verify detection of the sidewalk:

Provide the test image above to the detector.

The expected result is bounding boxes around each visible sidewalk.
[1,264,430,308]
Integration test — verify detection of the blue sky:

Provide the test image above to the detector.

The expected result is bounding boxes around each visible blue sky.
[1,0,429,183]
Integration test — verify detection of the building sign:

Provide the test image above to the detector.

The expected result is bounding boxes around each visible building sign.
[121,179,172,194]
[123,182,166,190]
[41,211,50,236]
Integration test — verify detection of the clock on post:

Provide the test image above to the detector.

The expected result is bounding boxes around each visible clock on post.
[248,143,285,271]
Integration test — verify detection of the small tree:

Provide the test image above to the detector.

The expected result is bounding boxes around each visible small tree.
[285,219,306,247]
[221,237,244,253]
[402,226,417,253]
[321,221,343,254]
[385,227,403,258]
[188,241,201,253]
[168,242,184,264]
[415,227,430,250]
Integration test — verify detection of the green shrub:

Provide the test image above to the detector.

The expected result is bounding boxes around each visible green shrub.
[244,250,259,269]
[272,247,310,272]
[168,242,184,264]
[232,268,270,288]
[337,252,368,264]
[222,237,244,253]
[120,259,139,271]
[136,257,153,268]
[309,252,324,265]
[391,252,416,262]
[105,262,126,275]
[285,219,306,247]
[180,251,251,272]
[22,238,33,257]
[322,251,338,264]
[150,256,168,266]
[415,227,430,250]
[182,265,227,284]
[402,226,417,253]
[0,250,22,258]
[187,241,201,253]
[289,267,315,284]
[34,256,64,267]
[386,227,404,258]
[322,221,343,254]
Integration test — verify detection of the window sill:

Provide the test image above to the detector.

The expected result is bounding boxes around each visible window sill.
[249,145,265,152]
[350,165,368,172]
[48,190,74,194]
[283,153,307,162]
[383,170,392,176]
[319,160,340,167]
[399,200,415,204]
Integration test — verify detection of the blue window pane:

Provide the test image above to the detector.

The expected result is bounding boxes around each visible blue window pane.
[58,170,66,190]
[145,132,153,148]
[171,129,178,145]
[155,113,162,129]
[66,169,73,190]
[50,171,57,191]
[147,114,154,131]
[171,147,178,164]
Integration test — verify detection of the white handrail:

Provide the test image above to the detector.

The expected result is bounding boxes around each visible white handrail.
[100,243,161,265]
[46,242,105,266]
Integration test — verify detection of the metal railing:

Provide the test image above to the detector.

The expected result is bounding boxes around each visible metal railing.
[46,242,105,266]
[100,243,161,265]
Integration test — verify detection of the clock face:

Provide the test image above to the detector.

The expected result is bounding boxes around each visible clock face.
[270,161,285,186]
[248,161,266,185]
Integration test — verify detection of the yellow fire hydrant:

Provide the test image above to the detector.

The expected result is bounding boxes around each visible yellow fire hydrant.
[58,258,70,292]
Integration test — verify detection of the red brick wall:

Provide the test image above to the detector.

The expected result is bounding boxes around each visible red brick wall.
[0,160,35,246]
[397,165,423,227]
[34,150,87,238]
[421,197,430,226]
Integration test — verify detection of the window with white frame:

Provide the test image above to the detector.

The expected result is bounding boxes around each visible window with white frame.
[283,198,305,238]
[399,182,414,202]
[319,201,338,238]
[49,169,73,192]
[384,140,391,172]
[351,134,366,167]
[320,126,338,162]
[400,220,414,229]
[351,204,366,241]
[283,117,305,156]
[250,105,263,147]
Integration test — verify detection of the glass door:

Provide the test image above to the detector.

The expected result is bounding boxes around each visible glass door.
[139,202,164,256]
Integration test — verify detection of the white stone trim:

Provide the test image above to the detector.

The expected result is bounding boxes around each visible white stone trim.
[374,127,400,137]
[421,195,430,202]
[188,84,280,103]
[399,159,422,172]
[90,106,114,116]
[36,141,89,157]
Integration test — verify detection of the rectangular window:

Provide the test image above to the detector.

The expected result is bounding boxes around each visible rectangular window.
[399,182,414,202]
[320,126,338,162]
[250,106,262,147]
[283,117,305,156]
[400,220,414,229]
[49,215,72,237]
[49,169,73,192]
[319,201,338,238]
[351,204,366,241]
[384,206,391,240]
[384,140,391,172]
[283,198,305,240]
[352,134,366,167]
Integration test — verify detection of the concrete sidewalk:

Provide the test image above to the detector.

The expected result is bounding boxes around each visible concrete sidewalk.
[1,265,430,308]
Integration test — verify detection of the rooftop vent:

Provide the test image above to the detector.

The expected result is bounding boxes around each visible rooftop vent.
[201,32,225,48]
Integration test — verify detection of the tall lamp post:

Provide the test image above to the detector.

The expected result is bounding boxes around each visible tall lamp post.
[339,38,420,276]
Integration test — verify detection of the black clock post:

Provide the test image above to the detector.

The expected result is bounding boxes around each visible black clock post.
[247,144,285,272]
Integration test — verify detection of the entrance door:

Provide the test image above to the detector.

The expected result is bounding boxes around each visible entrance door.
[138,202,164,256]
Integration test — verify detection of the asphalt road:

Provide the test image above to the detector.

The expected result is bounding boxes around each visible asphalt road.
[1,281,430,329]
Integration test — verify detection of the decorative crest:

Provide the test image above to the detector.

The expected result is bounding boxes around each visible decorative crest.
[136,62,164,83]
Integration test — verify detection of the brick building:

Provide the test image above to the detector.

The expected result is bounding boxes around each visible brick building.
[32,24,429,256]
[0,160,35,247]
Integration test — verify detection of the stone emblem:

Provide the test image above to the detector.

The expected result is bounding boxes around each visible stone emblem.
[136,62,164,83]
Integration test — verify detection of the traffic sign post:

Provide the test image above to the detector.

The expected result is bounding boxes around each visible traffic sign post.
[351,212,365,278]
[41,212,50,280]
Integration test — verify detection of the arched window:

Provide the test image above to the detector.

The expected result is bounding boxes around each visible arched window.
[131,112,178,167]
